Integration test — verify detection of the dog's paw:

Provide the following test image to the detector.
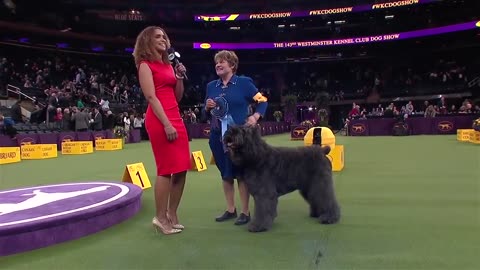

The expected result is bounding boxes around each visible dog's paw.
[318,212,340,224]
[248,222,268,233]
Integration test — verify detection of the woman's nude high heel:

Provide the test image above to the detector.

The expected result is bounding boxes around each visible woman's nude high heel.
[172,224,185,230]
[152,217,182,235]
[167,213,185,230]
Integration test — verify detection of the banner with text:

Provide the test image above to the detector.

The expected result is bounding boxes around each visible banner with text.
[0,147,21,165]
[194,0,437,22]
[194,20,479,50]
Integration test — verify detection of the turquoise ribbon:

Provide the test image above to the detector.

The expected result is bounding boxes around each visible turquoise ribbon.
[221,114,235,153]
[221,114,235,137]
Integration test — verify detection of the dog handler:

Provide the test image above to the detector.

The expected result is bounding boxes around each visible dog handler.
[204,50,268,225]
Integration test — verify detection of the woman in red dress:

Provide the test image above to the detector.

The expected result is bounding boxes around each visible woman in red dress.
[133,26,190,235]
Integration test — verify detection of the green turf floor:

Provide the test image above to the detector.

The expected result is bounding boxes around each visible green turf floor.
[0,134,479,270]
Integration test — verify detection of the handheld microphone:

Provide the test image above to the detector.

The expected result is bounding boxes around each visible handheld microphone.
[168,47,188,80]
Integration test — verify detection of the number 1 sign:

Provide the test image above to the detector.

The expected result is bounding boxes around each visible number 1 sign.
[122,162,152,189]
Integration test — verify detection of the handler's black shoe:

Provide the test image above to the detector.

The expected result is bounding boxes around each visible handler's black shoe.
[215,209,237,222]
[234,213,250,225]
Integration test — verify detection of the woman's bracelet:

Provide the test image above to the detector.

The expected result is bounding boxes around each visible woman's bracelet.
[175,74,185,80]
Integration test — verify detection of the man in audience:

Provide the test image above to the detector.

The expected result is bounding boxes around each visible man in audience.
[91,107,103,131]
[72,107,90,132]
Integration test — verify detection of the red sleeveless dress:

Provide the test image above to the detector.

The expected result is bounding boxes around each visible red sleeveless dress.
[141,60,191,176]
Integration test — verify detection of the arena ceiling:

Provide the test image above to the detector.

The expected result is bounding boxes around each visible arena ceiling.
[4,0,378,19]
[0,0,477,56]
[25,0,371,10]
[2,0,382,40]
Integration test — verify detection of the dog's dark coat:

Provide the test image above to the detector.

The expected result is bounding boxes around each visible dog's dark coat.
[223,125,341,232]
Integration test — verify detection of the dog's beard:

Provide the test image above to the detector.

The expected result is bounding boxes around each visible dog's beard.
[223,126,264,167]
[225,136,246,166]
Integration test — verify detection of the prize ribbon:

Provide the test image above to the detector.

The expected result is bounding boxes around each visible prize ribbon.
[211,96,235,137]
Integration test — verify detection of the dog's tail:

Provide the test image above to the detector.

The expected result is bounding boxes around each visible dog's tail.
[320,145,331,155]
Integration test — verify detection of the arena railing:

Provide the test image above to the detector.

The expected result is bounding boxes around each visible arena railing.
[6,84,45,107]
[468,76,479,88]
[102,86,128,104]
[102,86,114,99]
[6,84,22,100]
[6,84,50,122]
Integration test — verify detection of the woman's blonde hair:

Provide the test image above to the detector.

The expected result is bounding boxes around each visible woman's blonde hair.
[132,26,171,67]
[214,50,239,73]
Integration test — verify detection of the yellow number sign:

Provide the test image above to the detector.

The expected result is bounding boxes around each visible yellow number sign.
[190,151,207,171]
[122,162,152,190]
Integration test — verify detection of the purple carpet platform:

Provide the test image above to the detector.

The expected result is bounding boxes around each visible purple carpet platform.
[0,182,142,257]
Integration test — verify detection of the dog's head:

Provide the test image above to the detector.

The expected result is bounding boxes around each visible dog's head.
[223,125,263,166]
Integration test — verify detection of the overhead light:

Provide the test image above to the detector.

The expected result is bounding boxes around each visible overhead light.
[3,0,16,13]
[385,15,394,19]
[278,24,285,28]
[229,26,240,30]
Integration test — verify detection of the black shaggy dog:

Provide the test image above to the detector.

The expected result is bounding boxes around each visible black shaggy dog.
[223,125,340,232]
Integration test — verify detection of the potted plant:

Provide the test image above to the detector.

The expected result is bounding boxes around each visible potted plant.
[113,126,129,145]
[473,118,480,132]
[283,95,297,124]
[300,120,314,129]
[273,111,283,122]
[315,91,330,127]
[317,108,329,127]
